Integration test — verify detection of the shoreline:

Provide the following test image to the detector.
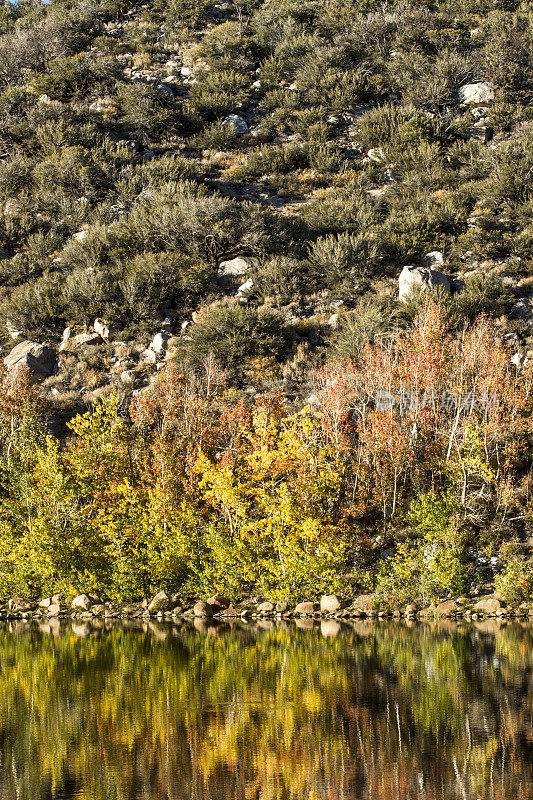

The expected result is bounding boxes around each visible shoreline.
[1,592,532,624]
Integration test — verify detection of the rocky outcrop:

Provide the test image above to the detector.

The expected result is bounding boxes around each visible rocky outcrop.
[193,599,215,617]
[398,265,451,302]
[458,82,495,105]
[5,341,57,378]
[474,596,502,615]
[148,591,172,613]
[320,594,342,613]
[218,256,250,283]
[224,114,248,135]
[71,594,92,611]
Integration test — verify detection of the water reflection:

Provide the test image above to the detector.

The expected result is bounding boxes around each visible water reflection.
[0,619,532,799]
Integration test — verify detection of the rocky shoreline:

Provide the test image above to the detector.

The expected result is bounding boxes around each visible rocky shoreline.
[1,591,533,624]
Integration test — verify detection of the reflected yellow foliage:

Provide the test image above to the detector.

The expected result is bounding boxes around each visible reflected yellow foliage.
[0,622,531,799]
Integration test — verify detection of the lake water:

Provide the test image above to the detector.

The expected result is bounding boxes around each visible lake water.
[0,619,532,799]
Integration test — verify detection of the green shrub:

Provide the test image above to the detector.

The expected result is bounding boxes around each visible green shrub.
[376,493,470,607]
[116,83,182,142]
[175,305,290,375]
[308,231,379,285]
[32,53,119,101]
[252,256,311,300]
[328,298,398,361]
[494,543,533,604]
[448,274,515,326]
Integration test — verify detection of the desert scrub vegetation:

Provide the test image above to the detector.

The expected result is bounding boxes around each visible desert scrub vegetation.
[0,303,531,602]
[0,0,529,593]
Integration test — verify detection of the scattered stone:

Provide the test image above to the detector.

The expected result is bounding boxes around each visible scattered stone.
[207,593,230,608]
[467,120,492,143]
[349,595,375,615]
[510,299,531,319]
[320,594,342,613]
[148,591,172,613]
[74,331,102,346]
[8,598,35,612]
[5,341,57,378]
[257,601,275,613]
[458,82,495,105]
[294,601,316,615]
[218,256,249,282]
[150,331,169,355]
[47,603,61,616]
[366,147,385,163]
[237,278,253,296]
[71,594,92,611]
[398,265,451,302]
[193,599,215,617]
[94,318,110,340]
[224,114,248,135]
[120,369,136,385]
[59,327,71,352]
[435,599,458,617]
[140,348,157,364]
[6,320,22,340]
[89,96,116,113]
[421,250,444,269]
[276,601,289,613]
[474,597,502,615]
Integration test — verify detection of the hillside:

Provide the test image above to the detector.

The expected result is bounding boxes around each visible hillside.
[0,0,531,603]
[0,0,530,414]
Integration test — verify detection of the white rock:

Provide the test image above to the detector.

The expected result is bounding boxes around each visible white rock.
[120,370,136,385]
[150,331,169,355]
[458,82,495,105]
[140,348,157,364]
[6,320,22,340]
[71,594,92,611]
[219,256,249,280]
[224,114,248,135]
[73,331,101,346]
[367,147,385,162]
[398,265,451,302]
[327,313,339,328]
[38,94,51,104]
[180,66,193,76]
[73,230,88,243]
[237,278,253,295]
[252,80,262,89]
[94,318,110,339]
[4,341,57,377]
[511,352,523,368]
[421,250,444,268]
[59,327,71,352]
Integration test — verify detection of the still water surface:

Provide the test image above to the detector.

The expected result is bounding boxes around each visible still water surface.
[0,619,532,800]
